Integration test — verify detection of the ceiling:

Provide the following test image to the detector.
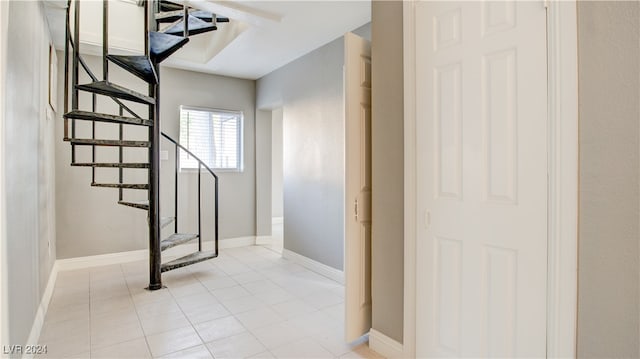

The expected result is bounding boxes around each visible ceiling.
[44,0,371,80]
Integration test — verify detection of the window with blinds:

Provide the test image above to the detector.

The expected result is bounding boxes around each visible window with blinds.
[179,106,243,171]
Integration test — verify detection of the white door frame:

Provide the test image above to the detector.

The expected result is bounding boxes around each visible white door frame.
[402,1,579,357]
[0,0,9,348]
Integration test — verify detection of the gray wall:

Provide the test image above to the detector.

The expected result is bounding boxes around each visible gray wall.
[577,2,640,358]
[4,0,57,349]
[55,56,256,258]
[256,23,370,271]
[371,0,404,344]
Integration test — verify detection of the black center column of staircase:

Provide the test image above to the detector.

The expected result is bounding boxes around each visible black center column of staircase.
[147,0,162,290]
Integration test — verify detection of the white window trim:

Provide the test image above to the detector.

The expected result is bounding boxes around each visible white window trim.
[178,105,244,173]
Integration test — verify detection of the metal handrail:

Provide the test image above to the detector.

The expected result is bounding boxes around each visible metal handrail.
[161,132,219,256]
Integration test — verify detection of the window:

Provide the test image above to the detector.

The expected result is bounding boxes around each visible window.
[179,106,243,171]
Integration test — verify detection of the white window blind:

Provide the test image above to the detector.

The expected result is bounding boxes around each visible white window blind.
[179,106,243,171]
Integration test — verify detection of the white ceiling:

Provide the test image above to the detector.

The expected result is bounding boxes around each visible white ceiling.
[45,0,371,80]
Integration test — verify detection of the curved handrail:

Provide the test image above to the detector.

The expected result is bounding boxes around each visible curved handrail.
[161,131,219,256]
[161,132,219,180]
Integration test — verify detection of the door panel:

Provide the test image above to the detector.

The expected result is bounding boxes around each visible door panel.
[344,32,372,342]
[415,2,548,357]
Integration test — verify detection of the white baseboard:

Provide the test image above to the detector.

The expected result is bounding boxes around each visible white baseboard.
[282,249,344,284]
[218,236,256,249]
[23,262,59,359]
[57,249,147,271]
[56,236,256,272]
[272,217,283,225]
[255,235,283,246]
[369,329,404,359]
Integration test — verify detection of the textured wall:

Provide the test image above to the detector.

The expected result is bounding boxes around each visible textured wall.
[4,0,57,349]
[577,2,640,357]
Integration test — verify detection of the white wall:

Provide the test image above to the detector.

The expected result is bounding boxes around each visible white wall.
[55,55,256,258]
[4,0,57,349]
[577,2,640,357]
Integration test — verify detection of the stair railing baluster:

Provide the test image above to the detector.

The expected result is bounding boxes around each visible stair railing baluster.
[144,0,149,56]
[183,4,189,38]
[102,0,108,80]
[71,0,80,164]
[63,0,71,140]
[198,163,202,252]
[98,0,108,188]
[91,93,96,184]
[119,106,124,202]
[175,146,179,234]
[215,177,218,255]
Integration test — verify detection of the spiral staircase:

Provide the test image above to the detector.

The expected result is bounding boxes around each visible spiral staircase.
[62,0,223,290]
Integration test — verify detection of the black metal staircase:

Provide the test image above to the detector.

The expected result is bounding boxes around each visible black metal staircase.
[62,0,223,290]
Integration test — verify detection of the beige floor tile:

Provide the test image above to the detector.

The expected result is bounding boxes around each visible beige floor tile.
[40,317,90,343]
[39,246,349,359]
[252,288,295,305]
[218,294,264,314]
[250,321,307,350]
[159,344,213,359]
[91,317,145,350]
[248,351,276,359]
[242,280,280,295]
[175,292,219,312]
[271,299,318,319]
[91,337,151,358]
[139,308,192,336]
[270,338,335,359]
[39,331,90,358]
[339,344,385,359]
[168,281,209,298]
[42,302,89,328]
[146,326,203,357]
[182,301,231,325]
[301,290,344,310]
[206,332,267,359]
[231,271,267,284]
[211,285,251,301]
[200,277,238,291]
[235,306,285,330]
[193,316,245,343]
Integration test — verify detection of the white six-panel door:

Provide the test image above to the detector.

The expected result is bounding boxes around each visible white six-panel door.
[415,2,548,357]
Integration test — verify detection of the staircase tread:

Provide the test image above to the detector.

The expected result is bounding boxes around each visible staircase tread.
[106,55,158,84]
[92,183,149,189]
[156,9,216,23]
[71,162,150,168]
[161,233,198,251]
[163,14,217,36]
[161,250,218,272]
[161,216,175,229]
[149,31,189,63]
[64,110,152,126]
[76,80,155,105]
[160,0,183,12]
[118,200,149,210]
[68,138,151,147]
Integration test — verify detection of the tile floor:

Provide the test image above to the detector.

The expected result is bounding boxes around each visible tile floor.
[38,245,383,359]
